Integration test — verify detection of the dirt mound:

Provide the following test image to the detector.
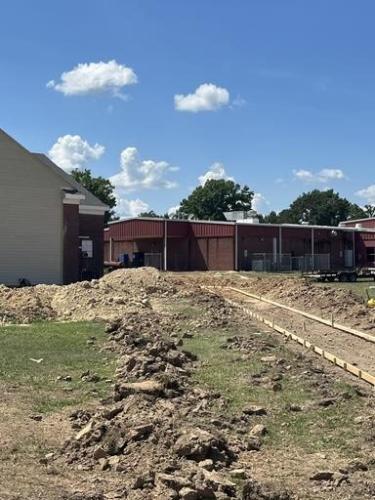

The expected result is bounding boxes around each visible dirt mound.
[0,268,175,323]
[238,277,375,330]
[0,284,56,323]
[58,309,293,499]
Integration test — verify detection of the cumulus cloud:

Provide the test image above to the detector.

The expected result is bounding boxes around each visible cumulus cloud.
[47,60,137,97]
[115,196,150,218]
[198,162,234,186]
[48,135,105,172]
[110,147,178,192]
[168,205,181,217]
[293,168,345,183]
[356,184,375,204]
[252,192,270,214]
[175,83,230,112]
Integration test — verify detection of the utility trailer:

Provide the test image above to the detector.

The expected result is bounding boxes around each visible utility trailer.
[304,267,375,283]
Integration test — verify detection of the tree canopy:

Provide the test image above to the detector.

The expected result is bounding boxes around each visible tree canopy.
[263,189,366,226]
[364,204,375,218]
[178,179,254,220]
[71,169,117,223]
[138,210,161,218]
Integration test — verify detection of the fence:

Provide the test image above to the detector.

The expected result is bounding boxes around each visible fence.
[247,253,331,273]
[144,253,163,270]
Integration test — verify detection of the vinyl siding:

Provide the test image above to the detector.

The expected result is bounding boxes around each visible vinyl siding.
[0,131,65,284]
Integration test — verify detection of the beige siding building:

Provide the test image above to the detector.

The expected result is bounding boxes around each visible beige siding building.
[0,129,107,285]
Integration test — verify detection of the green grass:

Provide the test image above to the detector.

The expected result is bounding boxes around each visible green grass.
[0,321,115,413]
[315,278,375,302]
[183,326,364,456]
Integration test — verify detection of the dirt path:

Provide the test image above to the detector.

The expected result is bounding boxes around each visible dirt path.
[221,287,375,381]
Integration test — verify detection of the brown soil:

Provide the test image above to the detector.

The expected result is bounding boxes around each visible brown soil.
[172,272,375,332]
[2,269,375,499]
[0,268,175,323]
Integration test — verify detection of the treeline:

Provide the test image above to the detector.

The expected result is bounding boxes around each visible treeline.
[71,170,374,227]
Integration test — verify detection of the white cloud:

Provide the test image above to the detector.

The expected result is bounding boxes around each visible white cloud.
[115,197,149,218]
[356,185,375,204]
[252,192,270,214]
[293,168,345,183]
[47,60,137,97]
[198,162,234,186]
[168,205,181,216]
[175,83,230,112]
[48,135,105,172]
[110,147,178,192]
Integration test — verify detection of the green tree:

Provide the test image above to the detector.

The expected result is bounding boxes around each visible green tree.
[138,210,160,218]
[275,189,366,226]
[178,179,254,221]
[364,204,375,217]
[262,210,280,224]
[71,169,117,223]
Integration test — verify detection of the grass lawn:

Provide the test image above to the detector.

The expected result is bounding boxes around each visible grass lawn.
[0,321,116,413]
[183,322,365,456]
[315,278,375,302]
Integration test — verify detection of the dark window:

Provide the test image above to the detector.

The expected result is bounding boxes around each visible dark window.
[366,247,375,265]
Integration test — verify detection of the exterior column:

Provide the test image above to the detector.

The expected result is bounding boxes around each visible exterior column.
[235,223,238,271]
[63,203,80,284]
[311,228,315,270]
[164,219,168,271]
[109,237,113,262]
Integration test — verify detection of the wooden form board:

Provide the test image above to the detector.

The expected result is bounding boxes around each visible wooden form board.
[206,287,375,387]
[227,286,375,345]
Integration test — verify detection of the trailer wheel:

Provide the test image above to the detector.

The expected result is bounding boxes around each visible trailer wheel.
[339,273,348,282]
[327,277,335,282]
[348,273,358,282]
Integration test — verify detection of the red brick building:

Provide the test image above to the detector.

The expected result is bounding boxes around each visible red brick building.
[340,217,375,268]
[104,217,375,272]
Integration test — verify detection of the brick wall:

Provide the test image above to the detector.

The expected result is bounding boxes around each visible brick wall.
[63,204,80,284]
[79,214,105,279]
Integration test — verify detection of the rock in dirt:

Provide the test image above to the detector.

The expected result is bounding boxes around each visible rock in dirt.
[242,479,292,499]
[243,405,267,416]
[249,424,267,437]
[310,471,334,481]
[174,428,231,462]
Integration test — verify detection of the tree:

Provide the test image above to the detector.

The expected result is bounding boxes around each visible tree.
[71,169,117,223]
[178,179,254,221]
[365,204,375,218]
[272,189,366,226]
[262,210,280,224]
[138,210,160,218]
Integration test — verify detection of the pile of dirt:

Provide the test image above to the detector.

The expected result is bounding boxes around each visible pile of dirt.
[58,309,292,500]
[0,284,56,323]
[170,272,375,331]
[0,268,175,323]
[238,276,375,330]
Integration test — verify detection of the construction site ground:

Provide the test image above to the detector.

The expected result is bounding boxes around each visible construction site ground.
[0,269,375,499]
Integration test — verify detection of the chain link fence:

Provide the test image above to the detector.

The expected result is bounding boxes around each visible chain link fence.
[247,253,330,272]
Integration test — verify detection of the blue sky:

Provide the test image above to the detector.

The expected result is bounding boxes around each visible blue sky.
[1,0,375,216]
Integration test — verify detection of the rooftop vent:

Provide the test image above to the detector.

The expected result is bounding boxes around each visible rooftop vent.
[224,210,259,224]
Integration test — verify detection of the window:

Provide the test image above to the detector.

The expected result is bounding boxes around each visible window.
[366,247,375,265]
[81,239,93,258]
